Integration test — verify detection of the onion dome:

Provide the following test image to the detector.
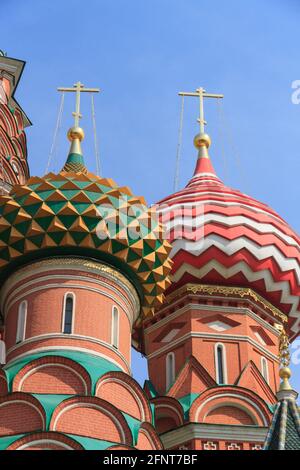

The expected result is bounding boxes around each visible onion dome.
[157,131,300,339]
[0,125,172,318]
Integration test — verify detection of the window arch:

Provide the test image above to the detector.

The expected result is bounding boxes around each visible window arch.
[62,293,74,334]
[166,352,175,391]
[215,343,227,385]
[261,357,269,384]
[16,300,27,344]
[111,306,119,349]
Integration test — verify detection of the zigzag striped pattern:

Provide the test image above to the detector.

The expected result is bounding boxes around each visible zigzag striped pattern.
[157,155,300,339]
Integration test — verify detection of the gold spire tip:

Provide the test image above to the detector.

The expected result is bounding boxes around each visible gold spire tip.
[67,126,85,142]
[275,324,292,391]
[194,133,211,149]
[279,367,292,391]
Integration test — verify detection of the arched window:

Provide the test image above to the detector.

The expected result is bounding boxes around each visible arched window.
[16,300,27,344]
[261,357,269,384]
[11,162,19,175]
[166,352,175,391]
[215,343,227,385]
[111,306,119,349]
[63,294,74,334]
[0,340,6,364]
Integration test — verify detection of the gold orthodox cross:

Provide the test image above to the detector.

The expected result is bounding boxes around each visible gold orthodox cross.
[179,87,223,133]
[57,81,100,127]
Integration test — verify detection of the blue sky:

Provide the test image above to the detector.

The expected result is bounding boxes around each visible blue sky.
[2,0,300,390]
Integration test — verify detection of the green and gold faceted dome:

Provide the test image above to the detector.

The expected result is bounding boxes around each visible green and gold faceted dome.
[0,126,172,317]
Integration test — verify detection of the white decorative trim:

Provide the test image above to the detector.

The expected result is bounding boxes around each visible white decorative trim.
[189,172,219,179]
[227,442,242,450]
[52,402,126,442]
[171,260,300,333]
[194,393,268,426]
[17,440,74,450]
[160,423,268,449]
[0,400,45,429]
[214,343,227,385]
[144,301,280,338]
[5,346,130,374]
[203,441,218,450]
[3,281,135,328]
[160,211,300,248]
[61,292,75,334]
[158,196,287,226]
[160,328,181,343]
[146,331,279,363]
[6,333,131,371]
[1,260,140,320]
[18,363,88,394]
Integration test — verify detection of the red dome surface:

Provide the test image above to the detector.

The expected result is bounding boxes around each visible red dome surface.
[157,149,300,339]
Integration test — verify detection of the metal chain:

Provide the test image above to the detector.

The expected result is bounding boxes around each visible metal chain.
[217,99,251,192]
[91,93,101,176]
[174,95,184,192]
[45,92,65,174]
[216,98,228,182]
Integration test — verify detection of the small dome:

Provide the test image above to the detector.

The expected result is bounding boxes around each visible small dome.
[157,144,300,339]
[0,168,172,318]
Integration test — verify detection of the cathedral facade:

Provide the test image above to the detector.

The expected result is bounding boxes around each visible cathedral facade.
[0,54,299,451]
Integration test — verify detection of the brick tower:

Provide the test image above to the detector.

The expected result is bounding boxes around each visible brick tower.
[0,51,30,192]
[141,88,300,451]
[0,87,172,450]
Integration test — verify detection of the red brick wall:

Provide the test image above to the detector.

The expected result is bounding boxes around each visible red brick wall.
[0,374,7,396]
[136,431,155,450]
[97,381,141,420]
[205,405,254,425]
[145,298,280,397]
[156,417,177,434]
[53,405,123,442]
[3,262,136,369]
[0,401,44,435]
[19,365,87,395]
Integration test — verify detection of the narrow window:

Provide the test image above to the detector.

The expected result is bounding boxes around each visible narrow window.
[261,357,269,383]
[166,352,175,390]
[0,340,6,365]
[11,162,19,175]
[16,301,27,343]
[63,294,74,334]
[215,343,227,385]
[111,306,119,348]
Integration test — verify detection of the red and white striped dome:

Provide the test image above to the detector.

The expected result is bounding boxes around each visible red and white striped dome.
[157,139,300,339]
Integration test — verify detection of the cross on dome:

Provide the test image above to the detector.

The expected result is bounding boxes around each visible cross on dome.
[57,81,100,173]
[57,81,100,127]
[179,86,223,134]
[178,87,224,182]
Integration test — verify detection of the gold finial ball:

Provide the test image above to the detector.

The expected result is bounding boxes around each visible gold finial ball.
[67,126,85,142]
[279,367,292,380]
[193,133,211,149]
